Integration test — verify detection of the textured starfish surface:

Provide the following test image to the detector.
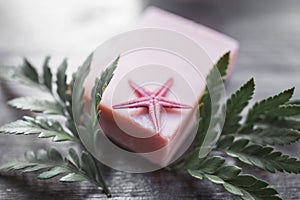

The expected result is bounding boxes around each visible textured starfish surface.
[112,78,192,134]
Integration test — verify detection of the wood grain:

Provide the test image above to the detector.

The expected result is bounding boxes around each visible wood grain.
[1,0,300,199]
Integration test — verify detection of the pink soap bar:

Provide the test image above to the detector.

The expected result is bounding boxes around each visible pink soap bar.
[98,7,239,166]
[136,7,239,68]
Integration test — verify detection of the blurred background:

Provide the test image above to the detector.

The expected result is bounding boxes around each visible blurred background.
[0,0,141,66]
[0,0,300,199]
[0,0,299,97]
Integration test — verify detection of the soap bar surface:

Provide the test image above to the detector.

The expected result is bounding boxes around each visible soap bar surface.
[98,7,239,165]
[136,7,239,68]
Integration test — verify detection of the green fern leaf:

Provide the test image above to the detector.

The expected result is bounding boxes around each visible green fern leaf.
[22,58,39,83]
[172,52,230,168]
[95,56,119,110]
[8,97,63,115]
[76,56,119,151]
[42,56,52,92]
[271,117,300,130]
[188,156,281,200]
[215,51,230,78]
[59,173,87,182]
[56,59,68,102]
[0,148,105,187]
[246,128,300,145]
[196,52,228,158]
[68,148,80,168]
[219,138,300,173]
[38,166,69,179]
[265,104,300,117]
[72,54,92,125]
[0,116,74,142]
[246,88,295,124]
[1,59,44,89]
[223,78,255,135]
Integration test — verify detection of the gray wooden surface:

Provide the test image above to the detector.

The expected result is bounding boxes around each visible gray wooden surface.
[1,0,300,199]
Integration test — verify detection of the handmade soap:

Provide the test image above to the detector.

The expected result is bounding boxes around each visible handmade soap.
[136,7,239,69]
[97,7,239,166]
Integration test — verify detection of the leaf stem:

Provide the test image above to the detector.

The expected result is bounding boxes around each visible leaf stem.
[95,159,111,197]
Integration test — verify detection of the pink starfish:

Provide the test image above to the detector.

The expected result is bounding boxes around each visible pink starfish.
[112,78,192,134]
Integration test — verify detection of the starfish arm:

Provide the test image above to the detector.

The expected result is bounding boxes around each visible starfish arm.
[128,80,151,97]
[148,102,161,134]
[158,97,192,109]
[153,77,174,97]
[112,97,150,109]
[112,78,192,135]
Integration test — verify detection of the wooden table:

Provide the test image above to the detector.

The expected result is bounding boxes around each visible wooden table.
[1,0,300,199]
